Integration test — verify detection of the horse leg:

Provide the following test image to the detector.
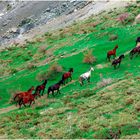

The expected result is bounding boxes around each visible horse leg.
[42,89,45,96]
[70,76,72,81]
[118,62,121,68]
[58,89,61,94]
[52,91,55,97]
[87,77,90,83]
[19,100,22,109]
[29,100,32,107]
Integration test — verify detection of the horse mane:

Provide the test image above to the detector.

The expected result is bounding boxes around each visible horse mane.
[69,68,73,72]
[119,54,124,59]
[27,86,34,92]
[114,45,118,50]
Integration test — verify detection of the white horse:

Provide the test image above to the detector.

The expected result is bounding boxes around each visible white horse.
[79,67,94,86]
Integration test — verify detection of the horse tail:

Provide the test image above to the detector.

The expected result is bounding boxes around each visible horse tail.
[14,93,20,101]
[47,87,51,94]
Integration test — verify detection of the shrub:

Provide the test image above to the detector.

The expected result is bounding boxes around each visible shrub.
[134,101,140,111]
[83,49,96,64]
[135,14,140,24]
[44,32,52,37]
[36,71,48,82]
[97,74,113,88]
[109,34,118,41]
[10,68,18,74]
[47,62,63,79]
[49,62,63,73]
[36,62,63,81]
[26,63,37,70]
[117,13,135,25]
[38,46,47,54]
[7,4,12,11]
[33,53,43,60]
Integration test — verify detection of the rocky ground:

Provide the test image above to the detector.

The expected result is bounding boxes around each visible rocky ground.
[0,0,130,48]
[0,1,90,46]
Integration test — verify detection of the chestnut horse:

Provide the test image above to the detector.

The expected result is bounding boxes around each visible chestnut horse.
[35,79,47,96]
[107,45,118,61]
[47,80,64,97]
[112,54,125,69]
[14,86,34,106]
[18,92,39,108]
[62,68,73,84]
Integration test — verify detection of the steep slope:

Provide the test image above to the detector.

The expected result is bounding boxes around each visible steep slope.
[0,1,140,139]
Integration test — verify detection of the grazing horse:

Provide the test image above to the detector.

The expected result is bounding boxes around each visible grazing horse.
[112,54,125,69]
[62,68,73,84]
[130,45,140,59]
[35,79,47,96]
[14,86,34,106]
[107,45,118,61]
[18,92,39,108]
[47,80,64,97]
[79,67,94,86]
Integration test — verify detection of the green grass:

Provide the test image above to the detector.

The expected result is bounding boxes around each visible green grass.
[0,4,140,138]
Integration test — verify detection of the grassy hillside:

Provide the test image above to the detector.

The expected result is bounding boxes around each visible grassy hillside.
[0,2,140,138]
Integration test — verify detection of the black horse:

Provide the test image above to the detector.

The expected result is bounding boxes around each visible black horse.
[112,54,125,69]
[136,37,140,45]
[130,46,140,59]
[34,79,47,96]
[47,80,64,97]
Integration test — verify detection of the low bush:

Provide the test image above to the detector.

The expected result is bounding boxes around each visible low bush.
[83,49,96,64]
[38,46,47,54]
[109,34,118,41]
[26,63,37,70]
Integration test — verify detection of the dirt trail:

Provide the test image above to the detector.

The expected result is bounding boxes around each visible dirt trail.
[0,105,17,115]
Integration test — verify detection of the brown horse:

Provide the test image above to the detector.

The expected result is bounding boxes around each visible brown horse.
[62,68,73,84]
[107,45,118,61]
[18,92,39,108]
[34,79,47,96]
[14,86,35,107]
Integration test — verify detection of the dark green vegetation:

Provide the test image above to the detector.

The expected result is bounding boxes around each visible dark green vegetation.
[0,3,140,138]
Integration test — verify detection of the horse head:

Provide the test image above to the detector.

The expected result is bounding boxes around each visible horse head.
[58,80,64,85]
[44,79,48,85]
[119,54,125,59]
[69,68,74,73]
[115,45,118,49]
[90,67,94,71]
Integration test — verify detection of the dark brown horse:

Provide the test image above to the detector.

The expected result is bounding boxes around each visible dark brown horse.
[136,37,140,45]
[35,79,47,96]
[62,68,73,84]
[47,80,64,97]
[107,45,118,61]
[112,54,125,69]
[130,46,140,59]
